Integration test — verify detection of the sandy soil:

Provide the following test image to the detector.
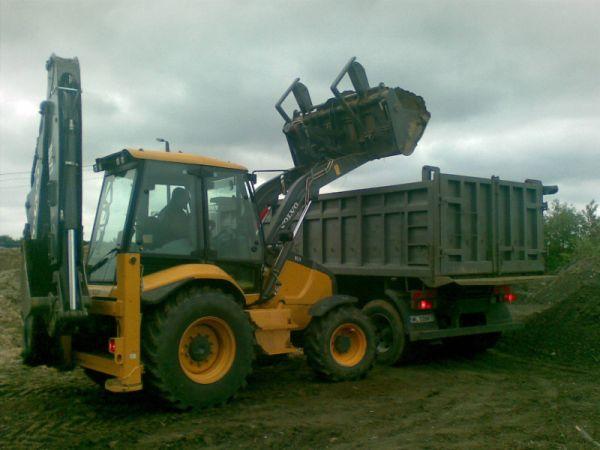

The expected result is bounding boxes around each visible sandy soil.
[1,249,598,449]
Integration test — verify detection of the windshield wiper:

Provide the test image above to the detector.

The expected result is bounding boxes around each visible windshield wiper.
[88,247,119,274]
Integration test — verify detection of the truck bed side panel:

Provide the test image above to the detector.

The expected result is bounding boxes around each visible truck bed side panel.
[293,168,546,279]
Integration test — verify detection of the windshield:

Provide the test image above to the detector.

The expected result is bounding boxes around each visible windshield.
[87,168,137,283]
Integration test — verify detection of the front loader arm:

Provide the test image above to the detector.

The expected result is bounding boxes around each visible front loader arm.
[258,57,431,300]
[260,153,373,299]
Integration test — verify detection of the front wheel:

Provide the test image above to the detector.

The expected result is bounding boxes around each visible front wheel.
[304,306,376,381]
[142,286,254,409]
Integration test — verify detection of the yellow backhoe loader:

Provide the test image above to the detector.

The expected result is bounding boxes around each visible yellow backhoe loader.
[21,55,430,408]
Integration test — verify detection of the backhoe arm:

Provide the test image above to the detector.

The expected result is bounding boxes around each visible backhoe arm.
[22,55,88,346]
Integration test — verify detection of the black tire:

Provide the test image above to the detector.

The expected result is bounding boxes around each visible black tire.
[445,332,502,355]
[21,256,52,367]
[363,299,417,366]
[142,286,254,409]
[22,314,52,366]
[304,306,376,381]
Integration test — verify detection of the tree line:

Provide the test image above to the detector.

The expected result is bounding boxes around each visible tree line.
[544,199,599,272]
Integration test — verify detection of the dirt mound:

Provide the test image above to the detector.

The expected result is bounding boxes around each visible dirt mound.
[0,268,20,305]
[529,254,600,305]
[0,247,21,272]
[0,249,23,365]
[503,254,600,367]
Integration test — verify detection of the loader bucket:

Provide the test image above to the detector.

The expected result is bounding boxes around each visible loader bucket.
[276,57,431,168]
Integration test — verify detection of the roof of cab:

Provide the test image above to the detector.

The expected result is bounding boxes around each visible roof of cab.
[125,148,247,171]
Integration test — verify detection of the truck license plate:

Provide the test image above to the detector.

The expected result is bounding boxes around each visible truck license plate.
[410,314,435,324]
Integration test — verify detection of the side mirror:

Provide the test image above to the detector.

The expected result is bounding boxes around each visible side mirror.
[278,230,294,243]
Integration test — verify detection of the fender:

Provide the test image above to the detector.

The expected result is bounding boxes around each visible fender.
[141,264,246,305]
[384,289,413,331]
[309,294,358,317]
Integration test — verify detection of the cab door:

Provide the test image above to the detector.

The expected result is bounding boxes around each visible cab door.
[203,168,263,293]
[129,161,205,275]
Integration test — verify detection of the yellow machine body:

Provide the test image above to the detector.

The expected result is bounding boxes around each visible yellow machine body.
[79,252,333,392]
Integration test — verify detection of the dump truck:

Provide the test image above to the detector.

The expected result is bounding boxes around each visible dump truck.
[21,55,430,408]
[273,165,557,364]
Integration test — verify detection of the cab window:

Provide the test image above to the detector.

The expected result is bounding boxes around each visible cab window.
[130,161,200,256]
[205,169,262,262]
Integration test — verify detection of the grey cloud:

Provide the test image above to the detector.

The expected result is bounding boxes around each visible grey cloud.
[1,0,599,238]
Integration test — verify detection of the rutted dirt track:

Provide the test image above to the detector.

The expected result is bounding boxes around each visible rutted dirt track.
[0,250,598,449]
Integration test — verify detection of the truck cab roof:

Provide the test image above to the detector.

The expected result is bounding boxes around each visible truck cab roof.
[94,148,247,173]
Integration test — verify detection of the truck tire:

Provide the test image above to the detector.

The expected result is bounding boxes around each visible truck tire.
[142,286,254,409]
[304,306,376,381]
[363,299,416,366]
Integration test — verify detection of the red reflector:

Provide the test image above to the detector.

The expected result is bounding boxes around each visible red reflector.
[504,293,517,303]
[108,338,116,354]
[413,300,433,309]
[411,290,436,309]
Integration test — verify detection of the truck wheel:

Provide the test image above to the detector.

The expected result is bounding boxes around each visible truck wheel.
[142,286,254,409]
[363,299,415,366]
[304,306,376,381]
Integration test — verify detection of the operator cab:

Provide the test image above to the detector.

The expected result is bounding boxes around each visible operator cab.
[86,149,263,291]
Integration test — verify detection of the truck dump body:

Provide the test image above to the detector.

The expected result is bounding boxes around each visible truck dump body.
[293,166,550,286]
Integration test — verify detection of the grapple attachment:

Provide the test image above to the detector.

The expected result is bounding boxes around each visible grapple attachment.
[276,57,431,168]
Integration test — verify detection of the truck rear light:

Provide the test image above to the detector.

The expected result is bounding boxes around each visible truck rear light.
[411,290,436,310]
[414,299,434,310]
[108,338,117,354]
[494,285,517,303]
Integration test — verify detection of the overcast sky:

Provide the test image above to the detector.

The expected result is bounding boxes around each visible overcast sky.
[1,0,598,238]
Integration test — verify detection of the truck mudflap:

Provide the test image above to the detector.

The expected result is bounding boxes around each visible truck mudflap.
[409,321,522,341]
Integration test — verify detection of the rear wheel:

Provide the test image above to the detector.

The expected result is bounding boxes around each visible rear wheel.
[304,306,376,381]
[363,299,416,365]
[22,314,52,366]
[21,257,52,366]
[142,286,254,409]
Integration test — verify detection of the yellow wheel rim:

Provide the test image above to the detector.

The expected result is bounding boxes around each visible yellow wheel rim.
[178,316,236,384]
[329,323,367,367]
